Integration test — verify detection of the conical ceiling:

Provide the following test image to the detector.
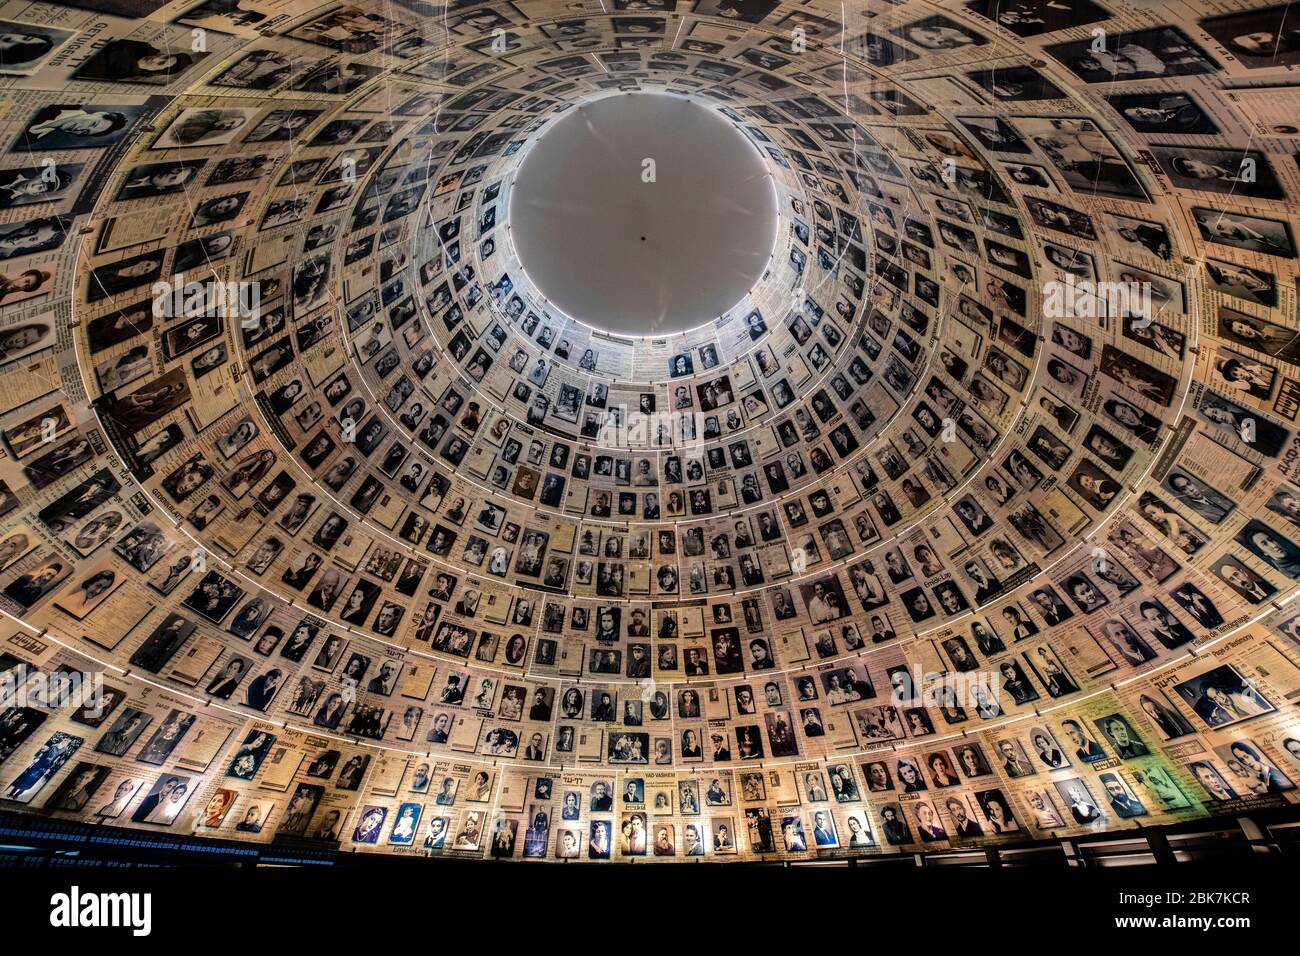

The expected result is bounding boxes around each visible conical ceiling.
[0,0,1298,859]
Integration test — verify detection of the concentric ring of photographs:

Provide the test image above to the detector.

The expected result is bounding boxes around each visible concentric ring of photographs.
[0,0,1298,865]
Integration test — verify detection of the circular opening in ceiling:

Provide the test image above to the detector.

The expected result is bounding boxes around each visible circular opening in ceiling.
[508,92,779,338]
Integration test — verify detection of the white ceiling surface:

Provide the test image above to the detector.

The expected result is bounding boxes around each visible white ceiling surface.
[508,93,779,338]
